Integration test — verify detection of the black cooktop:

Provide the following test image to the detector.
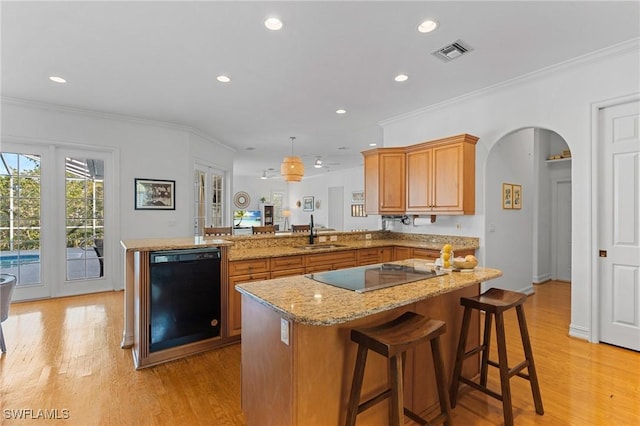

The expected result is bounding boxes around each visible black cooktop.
[306,263,445,293]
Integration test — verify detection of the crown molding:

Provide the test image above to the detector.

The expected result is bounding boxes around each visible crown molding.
[379,37,640,127]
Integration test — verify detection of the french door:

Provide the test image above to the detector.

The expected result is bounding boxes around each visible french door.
[1,142,115,301]
[194,164,227,235]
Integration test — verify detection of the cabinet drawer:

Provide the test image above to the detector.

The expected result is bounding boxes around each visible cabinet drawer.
[229,258,270,276]
[270,268,306,278]
[305,250,356,268]
[412,248,440,260]
[271,255,305,271]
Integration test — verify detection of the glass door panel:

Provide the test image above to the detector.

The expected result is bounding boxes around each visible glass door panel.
[64,158,104,281]
[0,151,45,299]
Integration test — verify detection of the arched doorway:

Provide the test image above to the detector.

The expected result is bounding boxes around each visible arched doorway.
[484,127,572,293]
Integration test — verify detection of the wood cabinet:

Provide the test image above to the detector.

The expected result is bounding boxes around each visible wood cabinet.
[406,134,478,214]
[228,258,271,337]
[362,147,406,214]
[270,255,305,278]
[393,246,413,260]
[357,247,393,265]
[305,250,357,273]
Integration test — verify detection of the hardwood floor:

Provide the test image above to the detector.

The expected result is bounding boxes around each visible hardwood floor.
[1,281,638,425]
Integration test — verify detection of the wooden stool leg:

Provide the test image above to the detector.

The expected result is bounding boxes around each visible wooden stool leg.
[389,354,404,426]
[431,336,453,426]
[516,305,544,415]
[495,312,514,426]
[345,345,368,426]
[479,312,493,387]
[450,306,472,408]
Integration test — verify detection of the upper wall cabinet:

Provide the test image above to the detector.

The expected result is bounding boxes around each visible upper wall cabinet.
[363,134,478,216]
[362,147,406,214]
[406,134,478,215]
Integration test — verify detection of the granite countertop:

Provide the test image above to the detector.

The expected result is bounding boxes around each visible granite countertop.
[120,236,234,252]
[236,259,502,326]
[120,233,479,258]
[228,239,477,261]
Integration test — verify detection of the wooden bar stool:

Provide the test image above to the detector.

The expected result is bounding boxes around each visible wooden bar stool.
[449,288,544,426]
[345,311,452,426]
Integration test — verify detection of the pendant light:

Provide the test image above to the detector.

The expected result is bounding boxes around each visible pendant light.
[281,136,304,182]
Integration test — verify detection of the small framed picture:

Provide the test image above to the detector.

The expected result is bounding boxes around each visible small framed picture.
[135,178,175,210]
[303,196,314,212]
[351,190,364,204]
[512,184,522,209]
[502,183,513,209]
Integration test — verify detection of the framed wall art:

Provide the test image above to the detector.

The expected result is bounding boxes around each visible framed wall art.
[135,178,175,210]
[512,184,522,209]
[502,183,513,209]
[303,196,314,212]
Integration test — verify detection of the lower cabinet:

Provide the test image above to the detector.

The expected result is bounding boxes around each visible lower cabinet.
[305,250,357,273]
[270,255,305,278]
[358,247,393,265]
[228,258,270,337]
[393,246,413,261]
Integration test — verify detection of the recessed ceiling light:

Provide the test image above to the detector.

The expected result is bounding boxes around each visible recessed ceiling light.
[216,75,231,83]
[394,74,409,82]
[336,109,346,114]
[417,20,438,33]
[369,143,377,147]
[49,76,66,83]
[264,17,283,31]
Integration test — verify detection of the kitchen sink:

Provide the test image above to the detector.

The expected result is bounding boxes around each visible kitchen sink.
[293,244,347,250]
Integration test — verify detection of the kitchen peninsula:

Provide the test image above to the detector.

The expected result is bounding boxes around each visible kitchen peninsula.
[120,231,480,369]
[237,260,502,426]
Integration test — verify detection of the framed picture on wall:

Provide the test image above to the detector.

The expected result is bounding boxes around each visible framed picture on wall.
[502,183,513,209]
[135,178,175,210]
[303,196,314,212]
[512,184,522,209]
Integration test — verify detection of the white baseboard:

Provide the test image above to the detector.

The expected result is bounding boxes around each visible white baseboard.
[569,324,590,341]
[533,273,552,284]
[519,284,535,295]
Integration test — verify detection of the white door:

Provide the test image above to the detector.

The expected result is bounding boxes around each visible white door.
[554,180,572,282]
[598,100,640,351]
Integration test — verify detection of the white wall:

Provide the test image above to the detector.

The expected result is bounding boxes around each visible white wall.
[1,98,234,288]
[485,128,535,294]
[380,40,640,340]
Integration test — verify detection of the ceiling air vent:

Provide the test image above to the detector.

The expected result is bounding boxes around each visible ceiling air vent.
[432,40,473,62]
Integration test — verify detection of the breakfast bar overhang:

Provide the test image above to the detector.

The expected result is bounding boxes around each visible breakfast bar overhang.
[237,259,502,425]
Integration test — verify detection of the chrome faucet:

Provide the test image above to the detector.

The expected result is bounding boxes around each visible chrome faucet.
[309,214,316,244]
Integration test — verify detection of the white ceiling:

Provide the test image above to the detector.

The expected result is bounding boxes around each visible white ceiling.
[2,1,639,178]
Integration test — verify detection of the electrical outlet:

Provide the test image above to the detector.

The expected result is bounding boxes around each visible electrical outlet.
[319,236,327,243]
[330,235,338,242]
[456,223,462,230]
[365,233,372,240]
[280,318,289,345]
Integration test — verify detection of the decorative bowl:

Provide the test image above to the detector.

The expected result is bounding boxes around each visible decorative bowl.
[452,258,478,270]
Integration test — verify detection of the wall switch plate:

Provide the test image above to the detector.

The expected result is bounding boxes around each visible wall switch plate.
[365,234,372,240]
[319,236,327,243]
[280,318,289,345]
[330,235,338,242]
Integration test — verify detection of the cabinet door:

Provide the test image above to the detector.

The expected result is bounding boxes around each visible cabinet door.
[394,247,413,261]
[363,148,406,214]
[432,143,464,211]
[406,148,433,212]
[228,272,269,336]
[379,152,406,212]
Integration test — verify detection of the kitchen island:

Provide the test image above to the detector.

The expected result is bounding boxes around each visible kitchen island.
[236,260,502,426]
